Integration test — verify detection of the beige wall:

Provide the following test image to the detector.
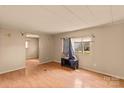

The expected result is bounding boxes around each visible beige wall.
[0,29,25,74]
[53,23,124,79]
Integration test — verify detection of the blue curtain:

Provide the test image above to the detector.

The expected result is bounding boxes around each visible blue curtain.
[63,38,69,57]
[68,38,75,59]
[63,38,75,59]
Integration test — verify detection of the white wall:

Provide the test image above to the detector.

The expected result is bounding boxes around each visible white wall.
[1,23,124,79]
[26,33,54,63]
[39,33,54,63]
[53,23,124,79]
[0,29,54,74]
[0,29,25,74]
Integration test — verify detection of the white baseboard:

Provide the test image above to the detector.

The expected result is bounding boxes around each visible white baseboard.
[48,60,124,80]
[39,60,53,64]
[53,60,61,63]
[82,67,124,80]
[2,60,123,80]
[0,66,25,75]
[0,60,52,75]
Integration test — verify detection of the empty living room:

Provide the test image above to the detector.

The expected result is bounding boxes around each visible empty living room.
[0,2,124,92]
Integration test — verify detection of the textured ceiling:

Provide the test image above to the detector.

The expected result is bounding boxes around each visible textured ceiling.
[0,5,124,34]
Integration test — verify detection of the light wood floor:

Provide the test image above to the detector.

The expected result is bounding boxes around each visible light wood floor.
[0,59,124,88]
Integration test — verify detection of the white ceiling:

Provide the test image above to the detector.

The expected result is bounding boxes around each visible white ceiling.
[0,5,124,34]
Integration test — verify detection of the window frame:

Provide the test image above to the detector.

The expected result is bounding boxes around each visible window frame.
[73,41,83,53]
[72,36,92,55]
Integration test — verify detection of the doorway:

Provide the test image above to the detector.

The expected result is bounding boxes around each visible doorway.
[25,34,40,68]
[26,37,39,59]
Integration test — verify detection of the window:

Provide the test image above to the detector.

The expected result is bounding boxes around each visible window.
[82,37,92,54]
[83,42,90,54]
[72,36,92,54]
[74,42,83,52]
[25,41,29,48]
[71,38,82,53]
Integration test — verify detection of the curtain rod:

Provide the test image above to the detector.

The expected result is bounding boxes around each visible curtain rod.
[60,34,95,39]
